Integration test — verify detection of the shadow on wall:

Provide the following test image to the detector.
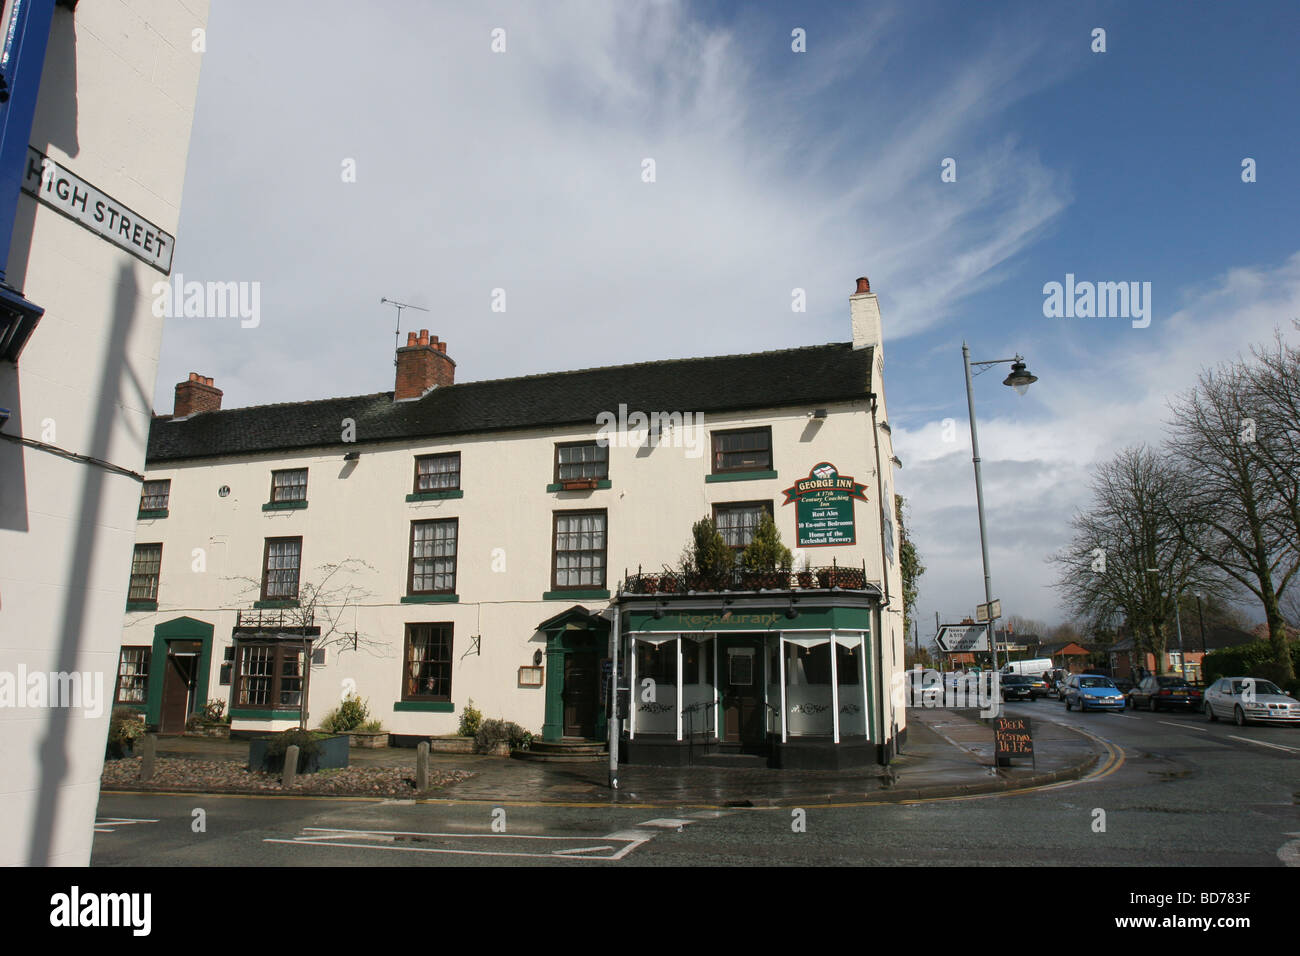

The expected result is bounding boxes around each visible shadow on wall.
[33,6,79,159]
[26,261,141,866]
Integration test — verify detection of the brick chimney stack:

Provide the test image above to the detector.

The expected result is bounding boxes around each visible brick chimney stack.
[174,372,223,417]
[394,329,455,401]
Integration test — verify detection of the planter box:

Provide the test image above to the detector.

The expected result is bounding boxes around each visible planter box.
[248,733,350,774]
[427,735,476,754]
[346,731,390,749]
[187,724,231,739]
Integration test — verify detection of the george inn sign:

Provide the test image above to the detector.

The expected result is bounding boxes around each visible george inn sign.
[782,462,869,547]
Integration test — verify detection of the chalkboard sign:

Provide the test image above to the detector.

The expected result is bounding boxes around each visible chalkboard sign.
[995,715,1033,766]
[599,659,613,707]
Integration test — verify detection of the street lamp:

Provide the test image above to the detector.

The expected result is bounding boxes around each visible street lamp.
[962,345,1039,673]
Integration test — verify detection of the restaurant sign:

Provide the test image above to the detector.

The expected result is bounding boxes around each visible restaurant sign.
[781,462,868,547]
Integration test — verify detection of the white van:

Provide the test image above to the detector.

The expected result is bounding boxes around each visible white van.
[1001,658,1054,678]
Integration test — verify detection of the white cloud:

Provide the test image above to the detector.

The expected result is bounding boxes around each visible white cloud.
[158,0,1073,407]
[897,252,1300,630]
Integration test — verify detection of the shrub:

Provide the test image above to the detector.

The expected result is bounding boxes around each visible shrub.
[459,699,483,738]
[202,699,227,723]
[1202,641,1300,685]
[359,719,385,733]
[320,693,369,733]
[264,728,322,774]
[681,516,731,587]
[185,713,204,732]
[474,718,534,753]
[741,512,792,571]
[108,707,146,746]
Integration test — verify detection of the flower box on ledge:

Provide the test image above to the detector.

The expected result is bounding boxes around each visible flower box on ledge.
[561,478,599,490]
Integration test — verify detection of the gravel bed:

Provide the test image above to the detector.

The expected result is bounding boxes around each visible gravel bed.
[101,757,475,797]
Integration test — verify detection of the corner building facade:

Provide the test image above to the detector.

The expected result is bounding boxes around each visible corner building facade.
[119,281,908,768]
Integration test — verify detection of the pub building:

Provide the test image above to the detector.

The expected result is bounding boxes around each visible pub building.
[118,277,907,769]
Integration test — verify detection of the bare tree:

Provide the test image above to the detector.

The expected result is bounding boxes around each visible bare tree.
[230,558,385,729]
[1052,446,1226,674]
[1167,356,1298,681]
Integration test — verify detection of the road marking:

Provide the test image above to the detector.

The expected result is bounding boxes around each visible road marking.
[1227,735,1300,754]
[1159,721,1208,733]
[94,817,159,833]
[264,826,653,861]
[637,818,696,828]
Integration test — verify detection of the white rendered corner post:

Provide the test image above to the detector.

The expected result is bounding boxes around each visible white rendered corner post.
[851,277,901,755]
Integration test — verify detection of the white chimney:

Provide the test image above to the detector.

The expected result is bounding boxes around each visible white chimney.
[850,276,883,354]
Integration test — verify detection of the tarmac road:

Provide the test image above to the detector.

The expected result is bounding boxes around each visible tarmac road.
[91,701,1300,866]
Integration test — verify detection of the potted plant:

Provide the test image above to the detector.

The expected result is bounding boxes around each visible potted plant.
[186,698,232,738]
[796,569,815,588]
[347,719,389,749]
[680,516,731,591]
[659,571,679,594]
[741,513,793,589]
[817,567,838,588]
[250,727,350,774]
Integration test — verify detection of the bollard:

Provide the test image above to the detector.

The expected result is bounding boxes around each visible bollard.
[138,733,156,782]
[416,740,429,791]
[282,744,300,789]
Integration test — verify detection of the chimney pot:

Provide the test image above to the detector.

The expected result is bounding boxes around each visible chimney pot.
[418,329,430,346]
[406,331,417,346]
[855,277,871,295]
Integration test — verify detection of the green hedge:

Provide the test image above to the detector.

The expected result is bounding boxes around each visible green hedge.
[1202,641,1300,694]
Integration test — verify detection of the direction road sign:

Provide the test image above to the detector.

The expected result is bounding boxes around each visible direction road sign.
[976,599,1002,623]
[935,624,991,652]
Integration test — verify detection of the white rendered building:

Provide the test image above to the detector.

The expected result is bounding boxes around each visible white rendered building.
[118,279,907,769]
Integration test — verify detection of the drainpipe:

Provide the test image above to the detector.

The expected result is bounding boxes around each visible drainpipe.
[608,603,620,790]
[868,392,893,762]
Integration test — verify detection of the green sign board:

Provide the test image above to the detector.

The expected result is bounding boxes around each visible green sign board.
[625,605,872,634]
[781,462,868,548]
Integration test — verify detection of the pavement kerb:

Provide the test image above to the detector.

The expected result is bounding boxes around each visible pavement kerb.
[98,714,1107,809]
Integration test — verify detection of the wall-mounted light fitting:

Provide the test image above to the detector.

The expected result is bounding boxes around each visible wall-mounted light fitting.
[343,451,360,461]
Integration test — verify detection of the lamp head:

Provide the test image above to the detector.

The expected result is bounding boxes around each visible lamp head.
[1002,357,1038,396]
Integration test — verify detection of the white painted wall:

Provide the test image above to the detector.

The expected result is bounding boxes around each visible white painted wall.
[121,394,902,741]
[0,1,210,866]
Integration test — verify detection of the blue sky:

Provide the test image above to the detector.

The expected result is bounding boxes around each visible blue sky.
[158,0,1300,632]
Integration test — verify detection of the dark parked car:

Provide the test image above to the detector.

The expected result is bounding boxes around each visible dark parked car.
[1000,673,1035,701]
[1128,675,1202,712]
[1111,677,1135,696]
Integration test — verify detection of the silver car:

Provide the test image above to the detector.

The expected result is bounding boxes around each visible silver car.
[1203,677,1300,726]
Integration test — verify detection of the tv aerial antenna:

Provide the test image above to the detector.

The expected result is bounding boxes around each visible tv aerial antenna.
[380,297,430,365]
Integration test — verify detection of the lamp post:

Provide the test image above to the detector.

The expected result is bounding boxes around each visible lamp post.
[962,346,1038,674]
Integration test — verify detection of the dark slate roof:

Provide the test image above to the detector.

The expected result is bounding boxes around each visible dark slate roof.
[147,342,872,463]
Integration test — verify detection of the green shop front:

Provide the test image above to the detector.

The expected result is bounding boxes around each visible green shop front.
[618,591,887,769]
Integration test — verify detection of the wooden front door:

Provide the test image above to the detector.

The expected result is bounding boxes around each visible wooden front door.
[563,651,598,738]
[159,643,198,734]
[720,639,764,749]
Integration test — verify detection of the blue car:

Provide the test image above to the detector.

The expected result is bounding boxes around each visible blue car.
[1063,674,1126,712]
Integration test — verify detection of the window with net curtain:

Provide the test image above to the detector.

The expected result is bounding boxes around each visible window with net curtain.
[714,502,772,551]
[262,537,301,600]
[404,623,453,700]
[129,544,162,600]
[554,511,606,588]
[410,519,457,593]
[115,647,150,703]
[415,453,460,492]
